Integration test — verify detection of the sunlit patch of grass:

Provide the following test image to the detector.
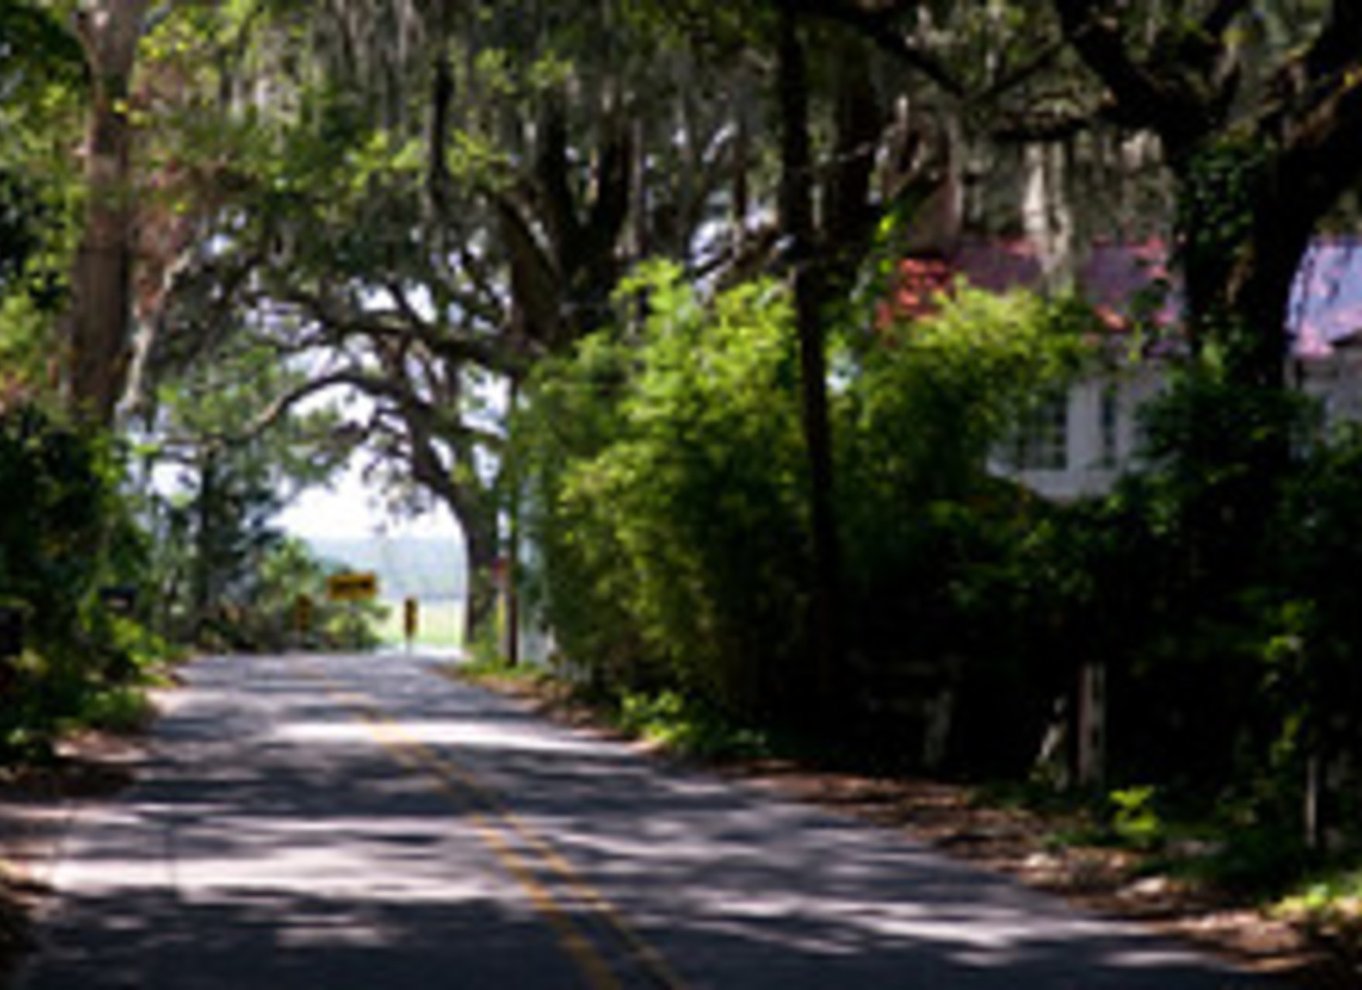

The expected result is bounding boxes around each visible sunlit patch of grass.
[374,598,464,650]
[451,655,544,680]
[1276,865,1362,941]
[613,690,772,761]
[65,686,156,735]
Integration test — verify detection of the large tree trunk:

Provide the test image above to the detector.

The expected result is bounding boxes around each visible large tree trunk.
[778,9,843,713]
[66,0,149,425]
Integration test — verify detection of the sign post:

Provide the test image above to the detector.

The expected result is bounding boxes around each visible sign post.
[293,594,314,637]
[403,597,419,652]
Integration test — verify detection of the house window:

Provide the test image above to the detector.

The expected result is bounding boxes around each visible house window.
[1098,386,1120,468]
[1007,393,1068,471]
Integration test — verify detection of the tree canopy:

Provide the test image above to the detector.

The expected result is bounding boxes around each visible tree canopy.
[6,0,1362,872]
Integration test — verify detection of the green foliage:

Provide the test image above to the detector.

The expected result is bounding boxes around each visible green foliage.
[456,654,544,682]
[1064,370,1320,794]
[1275,425,1362,752]
[1173,825,1310,897]
[517,266,1102,745]
[0,2,83,390]
[844,284,1094,502]
[65,683,158,736]
[188,536,383,654]
[137,336,351,647]
[1108,785,1164,850]
[835,286,1098,767]
[614,688,771,760]
[517,263,808,714]
[0,403,113,646]
[0,401,178,762]
[1277,863,1362,942]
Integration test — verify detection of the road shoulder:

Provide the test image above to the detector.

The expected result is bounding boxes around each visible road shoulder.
[0,732,145,987]
[449,665,1356,989]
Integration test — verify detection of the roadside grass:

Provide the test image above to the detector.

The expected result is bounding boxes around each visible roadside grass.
[457,654,546,681]
[63,684,158,736]
[446,656,774,762]
[374,598,463,650]
[990,777,1362,942]
[611,689,773,761]
[445,662,1362,982]
[1276,865,1362,958]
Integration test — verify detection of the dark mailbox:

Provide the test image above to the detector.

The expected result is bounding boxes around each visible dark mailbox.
[99,585,139,617]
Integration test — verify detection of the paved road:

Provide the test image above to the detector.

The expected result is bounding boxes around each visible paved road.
[17,654,1273,989]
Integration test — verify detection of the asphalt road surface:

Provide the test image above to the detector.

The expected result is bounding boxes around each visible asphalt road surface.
[16,654,1275,989]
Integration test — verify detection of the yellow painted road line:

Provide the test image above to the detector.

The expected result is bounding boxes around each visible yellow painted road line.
[304,662,688,990]
[358,708,621,990]
[398,733,688,990]
[302,666,623,990]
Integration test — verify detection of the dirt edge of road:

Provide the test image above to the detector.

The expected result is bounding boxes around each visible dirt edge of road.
[0,732,144,987]
[454,668,1360,990]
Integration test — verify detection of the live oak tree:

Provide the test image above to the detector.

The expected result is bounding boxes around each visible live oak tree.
[63,0,154,424]
[800,1,1362,390]
[136,0,775,646]
[0,2,87,388]
[134,331,350,643]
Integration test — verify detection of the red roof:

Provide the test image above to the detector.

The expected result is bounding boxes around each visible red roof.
[885,238,1174,332]
[886,237,1362,358]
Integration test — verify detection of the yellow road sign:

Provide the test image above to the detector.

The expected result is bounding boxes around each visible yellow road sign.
[326,572,378,602]
[403,597,419,639]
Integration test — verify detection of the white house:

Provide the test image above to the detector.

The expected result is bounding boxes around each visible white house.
[895,237,1362,500]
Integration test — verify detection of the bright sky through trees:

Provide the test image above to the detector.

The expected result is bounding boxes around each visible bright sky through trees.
[277,457,460,541]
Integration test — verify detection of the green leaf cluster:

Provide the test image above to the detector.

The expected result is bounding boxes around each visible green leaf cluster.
[0,401,176,761]
[516,268,1098,730]
[516,263,808,714]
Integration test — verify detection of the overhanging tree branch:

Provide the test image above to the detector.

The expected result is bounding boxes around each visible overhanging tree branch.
[782,0,966,98]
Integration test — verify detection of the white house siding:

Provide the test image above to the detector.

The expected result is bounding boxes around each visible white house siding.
[996,354,1362,501]
[990,365,1164,501]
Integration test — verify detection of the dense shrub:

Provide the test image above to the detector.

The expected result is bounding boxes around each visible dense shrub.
[836,287,1097,768]
[517,262,1362,832]
[516,264,809,716]
[0,402,111,644]
[516,270,1098,741]
[0,400,168,758]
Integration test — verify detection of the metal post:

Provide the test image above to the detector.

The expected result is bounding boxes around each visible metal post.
[403,597,418,654]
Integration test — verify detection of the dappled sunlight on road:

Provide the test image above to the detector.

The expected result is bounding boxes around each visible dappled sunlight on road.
[276,717,614,756]
[20,653,1274,989]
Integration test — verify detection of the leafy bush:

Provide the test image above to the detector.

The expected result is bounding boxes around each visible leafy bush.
[210,537,385,653]
[516,269,1101,747]
[1109,785,1164,850]
[0,402,112,645]
[836,285,1099,768]
[615,689,771,760]
[516,263,809,716]
[0,400,178,760]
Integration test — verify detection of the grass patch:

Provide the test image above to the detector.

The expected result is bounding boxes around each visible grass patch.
[456,654,545,681]
[446,658,774,763]
[63,685,157,736]
[977,779,1324,899]
[1276,864,1362,944]
[612,689,772,761]
[374,598,463,650]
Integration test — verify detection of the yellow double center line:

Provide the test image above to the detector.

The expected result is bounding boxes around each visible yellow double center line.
[302,663,686,990]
